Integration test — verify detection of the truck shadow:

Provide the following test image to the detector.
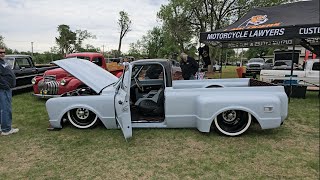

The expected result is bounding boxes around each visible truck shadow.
[12,87,33,96]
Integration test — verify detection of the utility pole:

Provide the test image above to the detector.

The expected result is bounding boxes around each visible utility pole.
[31,42,34,56]
[102,45,105,56]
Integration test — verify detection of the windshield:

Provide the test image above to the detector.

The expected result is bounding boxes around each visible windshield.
[274,61,292,66]
[3,57,14,69]
[249,58,264,63]
[66,56,90,61]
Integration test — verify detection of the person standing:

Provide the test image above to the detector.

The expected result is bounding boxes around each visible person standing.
[0,47,19,135]
[180,53,199,80]
[198,44,211,69]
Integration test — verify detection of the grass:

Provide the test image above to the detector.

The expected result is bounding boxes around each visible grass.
[206,65,240,79]
[0,72,319,179]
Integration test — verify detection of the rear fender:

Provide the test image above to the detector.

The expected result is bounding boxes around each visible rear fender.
[197,106,260,133]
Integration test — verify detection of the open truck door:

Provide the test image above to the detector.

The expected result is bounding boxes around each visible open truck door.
[114,63,132,140]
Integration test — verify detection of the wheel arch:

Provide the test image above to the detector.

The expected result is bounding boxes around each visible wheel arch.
[205,84,224,88]
[59,104,103,124]
[208,106,261,131]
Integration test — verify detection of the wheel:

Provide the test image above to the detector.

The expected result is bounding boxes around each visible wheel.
[214,110,251,136]
[67,108,98,128]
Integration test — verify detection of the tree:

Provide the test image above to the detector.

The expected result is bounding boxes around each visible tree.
[117,11,132,56]
[55,25,76,55]
[158,1,194,52]
[74,30,96,52]
[0,35,5,48]
[55,24,96,56]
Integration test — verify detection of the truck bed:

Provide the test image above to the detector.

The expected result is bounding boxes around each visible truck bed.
[172,78,275,89]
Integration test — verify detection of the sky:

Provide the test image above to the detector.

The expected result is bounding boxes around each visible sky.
[0,0,168,53]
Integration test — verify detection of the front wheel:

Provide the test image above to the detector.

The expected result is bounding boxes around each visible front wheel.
[67,108,98,128]
[214,110,251,136]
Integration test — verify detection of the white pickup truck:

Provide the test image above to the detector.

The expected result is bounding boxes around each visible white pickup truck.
[260,59,320,87]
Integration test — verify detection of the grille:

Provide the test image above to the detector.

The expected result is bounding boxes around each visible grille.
[248,64,261,68]
[38,75,59,95]
[44,75,56,81]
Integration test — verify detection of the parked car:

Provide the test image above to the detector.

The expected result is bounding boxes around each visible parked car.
[32,52,123,98]
[246,58,273,73]
[3,55,57,91]
[46,58,288,140]
[272,60,301,70]
[260,59,319,86]
[212,64,221,71]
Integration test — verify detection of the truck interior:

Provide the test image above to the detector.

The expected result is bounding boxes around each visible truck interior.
[129,63,165,123]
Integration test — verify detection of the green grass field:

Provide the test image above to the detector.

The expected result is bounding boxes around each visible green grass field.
[0,70,319,179]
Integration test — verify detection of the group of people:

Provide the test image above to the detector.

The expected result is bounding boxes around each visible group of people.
[0,46,18,136]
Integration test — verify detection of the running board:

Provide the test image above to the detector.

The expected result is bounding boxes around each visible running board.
[131,122,167,128]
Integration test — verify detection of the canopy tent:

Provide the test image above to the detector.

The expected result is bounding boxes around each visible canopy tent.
[200,0,319,99]
[200,0,320,55]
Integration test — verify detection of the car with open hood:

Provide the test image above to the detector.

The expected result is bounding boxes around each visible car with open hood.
[46,58,288,140]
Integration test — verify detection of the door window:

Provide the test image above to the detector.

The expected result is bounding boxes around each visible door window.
[92,57,103,66]
[312,62,320,71]
[16,57,31,68]
[121,65,130,91]
[139,64,164,80]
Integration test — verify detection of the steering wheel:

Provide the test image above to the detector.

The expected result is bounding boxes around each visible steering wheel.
[134,77,144,91]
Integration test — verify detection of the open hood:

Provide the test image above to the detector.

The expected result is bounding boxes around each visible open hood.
[53,58,119,93]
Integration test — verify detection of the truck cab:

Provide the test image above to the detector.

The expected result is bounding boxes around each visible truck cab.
[4,54,56,90]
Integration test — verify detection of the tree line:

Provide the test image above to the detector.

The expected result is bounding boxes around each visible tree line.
[1,0,294,64]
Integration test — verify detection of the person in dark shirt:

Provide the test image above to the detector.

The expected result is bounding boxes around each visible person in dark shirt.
[180,53,199,80]
[198,44,211,68]
[0,47,19,135]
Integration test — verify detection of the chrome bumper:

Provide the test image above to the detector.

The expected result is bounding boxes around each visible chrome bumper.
[33,93,61,99]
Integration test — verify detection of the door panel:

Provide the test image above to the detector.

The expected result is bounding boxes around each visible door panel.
[114,64,132,140]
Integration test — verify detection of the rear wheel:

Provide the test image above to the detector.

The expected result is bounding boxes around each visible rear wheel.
[67,108,98,128]
[214,110,251,136]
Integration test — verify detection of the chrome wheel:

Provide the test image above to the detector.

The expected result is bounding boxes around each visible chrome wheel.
[214,110,251,136]
[67,108,98,128]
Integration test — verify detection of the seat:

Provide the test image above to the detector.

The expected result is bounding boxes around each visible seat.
[137,89,164,116]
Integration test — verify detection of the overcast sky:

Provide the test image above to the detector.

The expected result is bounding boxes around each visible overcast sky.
[0,0,168,53]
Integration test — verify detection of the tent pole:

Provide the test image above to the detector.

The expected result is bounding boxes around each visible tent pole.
[219,46,223,78]
[289,38,296,102]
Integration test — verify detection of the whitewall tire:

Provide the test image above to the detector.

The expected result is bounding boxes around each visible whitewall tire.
[214,110,252,136]
[67,108,98,129]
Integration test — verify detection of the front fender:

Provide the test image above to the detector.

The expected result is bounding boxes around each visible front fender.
[46,95,116,129]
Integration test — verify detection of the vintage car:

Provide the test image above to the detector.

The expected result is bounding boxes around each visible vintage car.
[32,52,123,98]
[46,58,288,140]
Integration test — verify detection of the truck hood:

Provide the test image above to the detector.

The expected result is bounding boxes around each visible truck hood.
[53,58,119,93]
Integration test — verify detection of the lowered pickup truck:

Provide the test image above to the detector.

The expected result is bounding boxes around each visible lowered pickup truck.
[260,59,319,86]
[46,58,288,140]
[3,55,56,90]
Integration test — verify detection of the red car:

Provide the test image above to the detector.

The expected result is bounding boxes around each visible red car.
[32,52,123,98]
